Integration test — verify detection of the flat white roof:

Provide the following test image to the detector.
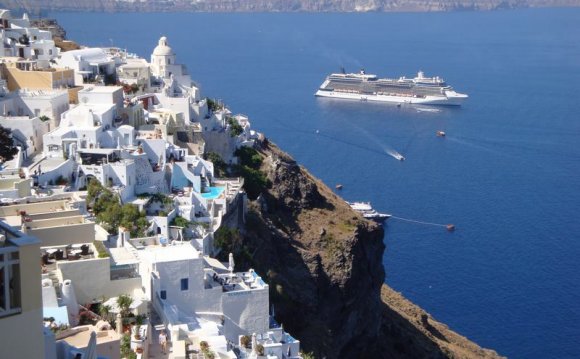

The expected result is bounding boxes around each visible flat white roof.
[145,242,199,262]
[17,89,68,99]
[120,59,149,68]
[203,256,228,271]
[66,103,114,115]
[109,247,140,266]
[80,85,122,94]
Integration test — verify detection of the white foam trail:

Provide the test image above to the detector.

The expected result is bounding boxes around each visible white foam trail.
[386,149,404,161]
[447,137,503,156]
[416,107,441,113]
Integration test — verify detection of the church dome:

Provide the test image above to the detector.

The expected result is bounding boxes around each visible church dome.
[153,36,174,56]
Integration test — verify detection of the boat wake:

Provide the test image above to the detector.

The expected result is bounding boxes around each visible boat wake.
[386,149,405,161]
[416,107,441,113]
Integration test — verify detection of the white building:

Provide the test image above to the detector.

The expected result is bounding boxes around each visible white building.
[0,115,49,158]
[0,220,45,359]
[148,36,207,122]
[139,242,269,340]
[57,48,116,85]
[117,57,151,93]
[0,10,60,68]
[0,86,69,121]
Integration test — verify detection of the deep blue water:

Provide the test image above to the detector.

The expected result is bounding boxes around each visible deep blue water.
[52,9,580,358]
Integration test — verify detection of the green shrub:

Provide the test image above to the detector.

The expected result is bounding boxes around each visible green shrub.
[93,241,109,258]
[171,216,191,228]
[206,98,223,112]
[227,116,243,137]
[239,166,269,200]
[204,152,227,177]
[214,226,241,256]
[88,179,148,235]
[120,333,132,357]
[234,147,262,169]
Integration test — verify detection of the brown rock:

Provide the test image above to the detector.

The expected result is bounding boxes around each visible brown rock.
[239,141,503,358]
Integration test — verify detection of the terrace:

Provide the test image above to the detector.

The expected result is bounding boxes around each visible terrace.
[204,269,267,293]
[41,242,97,272]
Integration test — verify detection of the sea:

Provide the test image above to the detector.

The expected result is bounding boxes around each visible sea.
[51,8,580,358]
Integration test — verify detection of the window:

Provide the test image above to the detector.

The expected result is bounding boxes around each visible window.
[180,278,188,291]
[160,290,166,300]
[0,247,21,317]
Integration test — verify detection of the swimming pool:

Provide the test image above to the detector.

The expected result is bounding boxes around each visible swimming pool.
[201,186,225,199]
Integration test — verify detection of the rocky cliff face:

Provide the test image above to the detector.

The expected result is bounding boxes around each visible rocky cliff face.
[239,141,385,358]
[3,0,580,13]
[234,140,503,358]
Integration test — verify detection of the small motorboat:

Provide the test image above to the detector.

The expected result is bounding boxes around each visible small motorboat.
[335,184,343,190]
[347,201,391,223]
[436,131,446,137]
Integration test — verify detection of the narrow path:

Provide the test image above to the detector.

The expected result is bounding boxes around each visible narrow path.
[148,309,171,359]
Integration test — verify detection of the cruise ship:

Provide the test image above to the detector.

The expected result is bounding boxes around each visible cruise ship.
[315,69,468,106]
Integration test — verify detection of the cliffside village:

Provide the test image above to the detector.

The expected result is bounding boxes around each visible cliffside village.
[0,10,302,359]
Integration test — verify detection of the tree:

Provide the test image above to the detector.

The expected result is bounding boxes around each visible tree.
[204,152,227,177]
[96,200,121,232]
[232,147,269,200]
[171,216,191,228]
[99,303,111,323]
[214,226,242,259]
[87,178,105,207]
[234,147,262,170]
[117,294,133,319]
[0,126,18,162]
[88,179,149,235]
[226,117,243,137]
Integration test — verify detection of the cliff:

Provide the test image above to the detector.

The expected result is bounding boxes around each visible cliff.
[231,140,502,358]
[3,0,580,13]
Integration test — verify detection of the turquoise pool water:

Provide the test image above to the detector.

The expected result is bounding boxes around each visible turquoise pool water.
[201,186,225,199]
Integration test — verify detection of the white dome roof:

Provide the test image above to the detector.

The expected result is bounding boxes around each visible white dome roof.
[153,36,174,56]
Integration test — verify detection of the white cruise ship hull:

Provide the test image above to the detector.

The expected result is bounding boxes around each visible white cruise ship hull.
[315,89,467,106]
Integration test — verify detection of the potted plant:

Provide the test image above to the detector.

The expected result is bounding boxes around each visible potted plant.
[133,314,144,340]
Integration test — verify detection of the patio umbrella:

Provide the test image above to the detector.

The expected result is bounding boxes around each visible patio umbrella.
[228,252,234,274]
